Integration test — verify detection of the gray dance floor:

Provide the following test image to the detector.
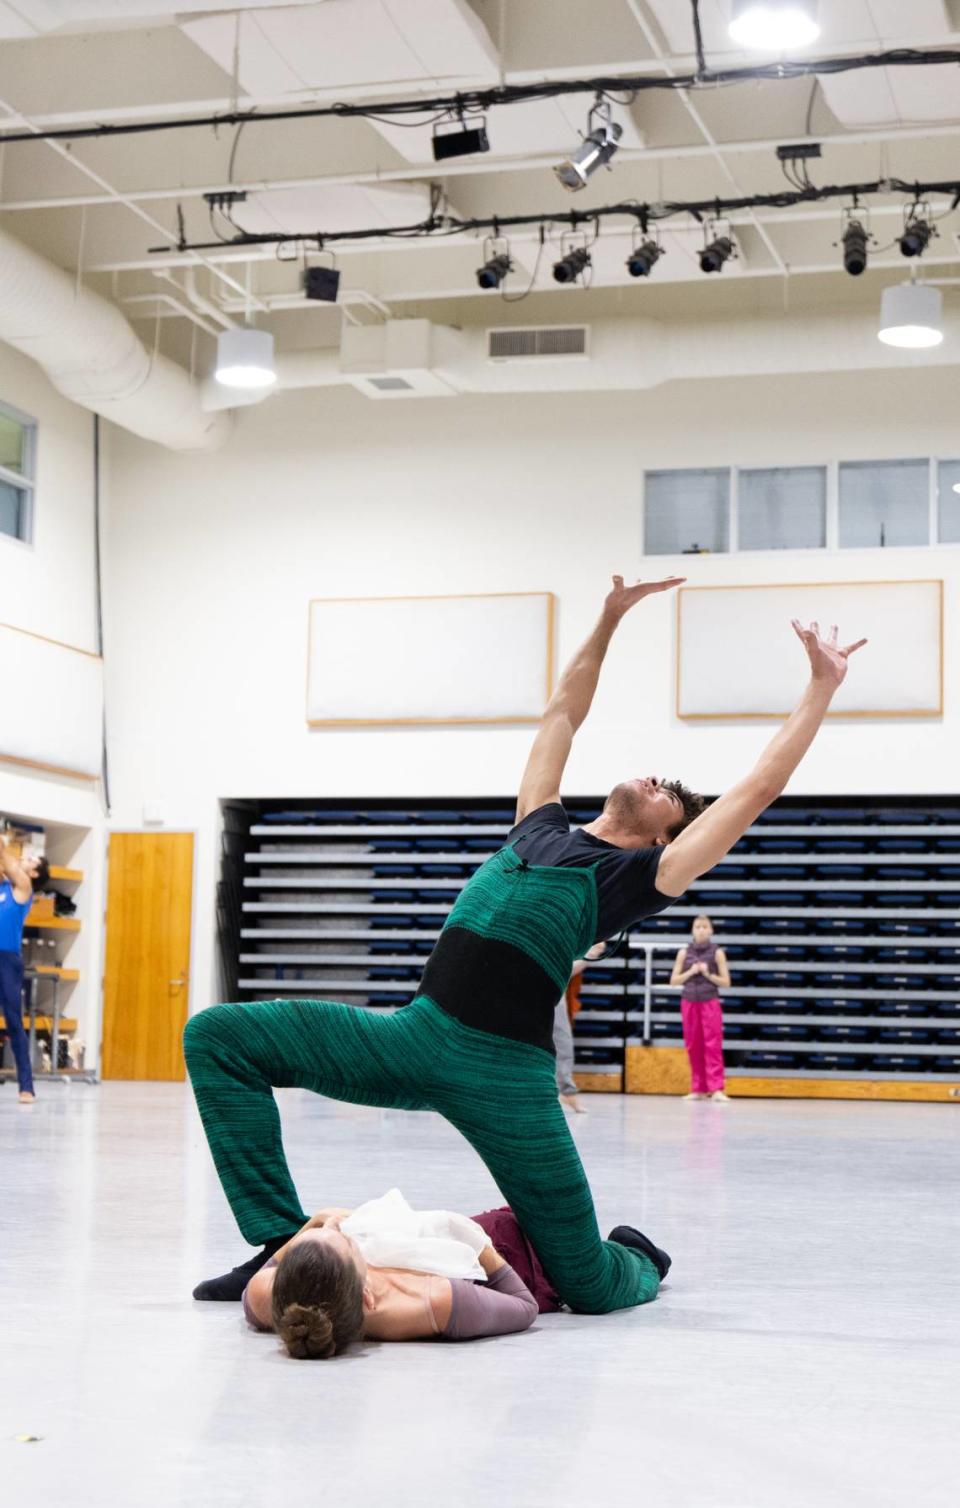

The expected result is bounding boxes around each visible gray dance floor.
[1,1081,957,1508]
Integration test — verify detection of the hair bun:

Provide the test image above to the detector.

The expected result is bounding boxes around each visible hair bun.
[279,1302,335,1360]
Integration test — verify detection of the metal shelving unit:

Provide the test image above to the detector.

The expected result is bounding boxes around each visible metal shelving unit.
[220,795,960,1094]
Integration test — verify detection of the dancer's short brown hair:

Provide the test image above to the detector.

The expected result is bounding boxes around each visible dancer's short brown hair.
[272,1240,364,1360]
[662,780,706,841]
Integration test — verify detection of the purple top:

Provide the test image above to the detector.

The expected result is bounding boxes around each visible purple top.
[242,1257,538,1341]
[442,1262,538,1341]
[681,940,720,1002]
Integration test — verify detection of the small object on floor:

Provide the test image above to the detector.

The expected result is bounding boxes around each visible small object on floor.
[711,1090,730,1102]
[192,1235,294,1301]
[607,1225,672,1280]
[18,1091,36,1104]
[14,1435,43,1443]
[683,1092,707,1101]
[559,1092,587,1114]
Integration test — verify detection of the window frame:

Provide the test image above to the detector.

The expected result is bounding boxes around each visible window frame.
[0,399,38,548]
[640,465,732,558]
[641,456,960,559]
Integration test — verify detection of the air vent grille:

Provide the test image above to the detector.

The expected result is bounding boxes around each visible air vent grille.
[368,376,415,391]
[488,326,588,360]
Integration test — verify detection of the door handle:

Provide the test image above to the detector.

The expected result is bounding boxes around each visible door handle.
[169,974,188,991]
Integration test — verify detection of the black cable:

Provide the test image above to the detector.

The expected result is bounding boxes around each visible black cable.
[4,47,960,145]
[691,0,707,77]
[92,416,111,817]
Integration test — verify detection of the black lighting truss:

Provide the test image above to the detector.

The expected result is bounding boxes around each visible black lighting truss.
[1,46,960,147]
[150,177,960,257]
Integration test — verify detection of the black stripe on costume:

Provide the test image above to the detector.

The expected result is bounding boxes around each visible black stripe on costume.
[418,925,560,1053]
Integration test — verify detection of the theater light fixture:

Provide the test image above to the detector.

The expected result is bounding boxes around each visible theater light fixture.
[899,207,936,259]
[554,98,622,192]
[432,114,490,162]
[552,245,591,284]
[729,1,820,51]
[626,235,663,278]
[214,326,277,389]
[476,237,513,290]
[878,281,944,349]
[841,212,870,276]
[700,223,736,274]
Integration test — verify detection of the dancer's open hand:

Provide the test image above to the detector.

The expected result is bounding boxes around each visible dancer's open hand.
[605,574,685,620]
[792,620,867,689]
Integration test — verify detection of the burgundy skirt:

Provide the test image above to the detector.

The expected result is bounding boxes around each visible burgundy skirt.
[471,1206,561,1313]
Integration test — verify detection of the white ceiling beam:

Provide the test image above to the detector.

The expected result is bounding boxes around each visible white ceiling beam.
[7,120,960,215]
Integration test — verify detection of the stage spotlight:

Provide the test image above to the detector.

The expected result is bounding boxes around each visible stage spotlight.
[555,99,622,192]
[476,253,513,290]
[842,216,869,276]
[729,1,820,50]
[432,116,490,162]
[700,235,735,274]
[552,246,591,284]
[626,238,663,278]
[899,215,935,259]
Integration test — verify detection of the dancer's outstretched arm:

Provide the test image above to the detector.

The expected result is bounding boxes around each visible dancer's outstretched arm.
[515,574,684,824]
[656,620,867,898]
[0,836,33,904]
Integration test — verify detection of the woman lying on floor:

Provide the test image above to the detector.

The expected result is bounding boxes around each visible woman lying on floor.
[241,1189,566,1358]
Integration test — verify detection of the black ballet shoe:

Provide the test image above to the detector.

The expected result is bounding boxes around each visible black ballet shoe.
[607,1225,672,1281]
[192,1235,293,1301]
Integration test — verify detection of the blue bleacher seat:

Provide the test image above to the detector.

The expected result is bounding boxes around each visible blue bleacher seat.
[869,1055,926,1072]
[806,1052,861,1070]
[814,837,867,852]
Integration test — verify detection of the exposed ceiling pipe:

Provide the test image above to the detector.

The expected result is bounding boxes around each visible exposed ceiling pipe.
[0,223,227,450]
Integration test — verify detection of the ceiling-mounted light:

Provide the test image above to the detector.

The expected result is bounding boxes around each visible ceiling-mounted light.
[899,207,937,259]
[554,98,622,192]
[552,246,591,284]
[626,236,663,278]
[432,114,490,162]
[476,236,513,290]
[700,223,736,274]
[214,327,277,389]
[841,212,870,276]
[878,282,944,349]
[729,1,820,50]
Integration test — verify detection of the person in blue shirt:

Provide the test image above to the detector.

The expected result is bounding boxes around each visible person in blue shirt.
[0,836,50,1103]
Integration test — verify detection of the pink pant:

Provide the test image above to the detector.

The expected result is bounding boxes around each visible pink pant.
[681,997,725,1094]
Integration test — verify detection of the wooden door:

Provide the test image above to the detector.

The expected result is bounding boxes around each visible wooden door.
[101,832,194,1080]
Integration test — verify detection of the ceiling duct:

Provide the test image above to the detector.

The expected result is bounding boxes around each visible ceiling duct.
[0,224,226,450]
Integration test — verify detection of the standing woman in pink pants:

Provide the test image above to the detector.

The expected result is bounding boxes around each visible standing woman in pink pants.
[671,916,731,1102]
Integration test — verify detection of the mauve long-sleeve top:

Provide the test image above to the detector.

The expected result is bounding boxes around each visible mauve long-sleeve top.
[243,1258,538,1340]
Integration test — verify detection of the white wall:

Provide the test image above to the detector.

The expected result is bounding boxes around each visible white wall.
[102,365,960,1010]
[0,343,105,1062]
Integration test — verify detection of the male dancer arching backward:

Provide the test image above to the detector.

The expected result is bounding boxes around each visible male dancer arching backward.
[186,576,865,1312]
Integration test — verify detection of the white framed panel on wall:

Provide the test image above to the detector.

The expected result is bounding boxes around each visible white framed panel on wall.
[307,592,555,726]
[676,580,943,719]
[0,621,103,778]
